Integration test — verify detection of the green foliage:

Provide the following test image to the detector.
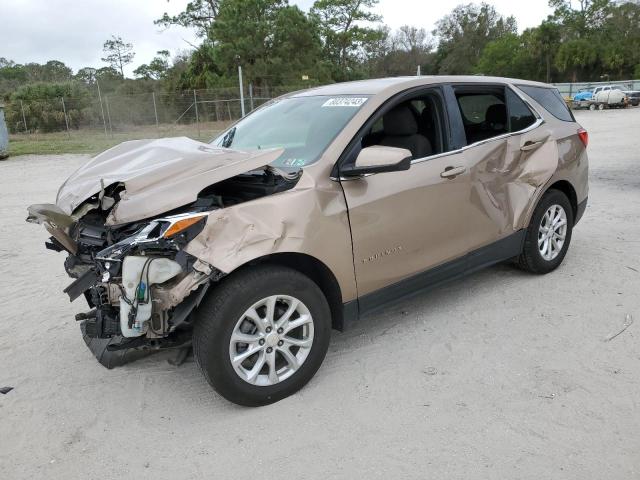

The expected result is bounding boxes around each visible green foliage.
[475,34,529,78]
[365,25,436,77]
[3,0,640,138]
[155,0,220,37]
[101,36,135,77]
[5,83,92,133]
[311,0,384,80]
[434,3,517,74]
[134,51,171,80]
[210,0,328,85]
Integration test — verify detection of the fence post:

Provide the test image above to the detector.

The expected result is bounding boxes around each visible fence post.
[249,83,254,111]
[20,100,28,133]
[193,89,200,139]
[61,97,71,139]
[105,96,113,138]
[238,65,246,117]
[96,80,108,139]
[152,92,159,131]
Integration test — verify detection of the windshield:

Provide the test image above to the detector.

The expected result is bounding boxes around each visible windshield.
[211,95,368,168]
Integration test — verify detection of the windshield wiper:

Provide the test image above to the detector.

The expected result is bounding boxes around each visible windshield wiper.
[221,127,236,148]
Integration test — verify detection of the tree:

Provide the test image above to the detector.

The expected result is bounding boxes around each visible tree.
[310,0,384,79]
[75,67,97,86]
[433,3,517,74]
[209,0,327,86]
[101,36,135,77]
[549,0,612,38]
[5,82,92,133]
[548,0,616,81]
[475,34,526,77]
[366,25,435,77]
[555,38,599,81]
[155,0,220,37]
[134,50,171,80]
[23,60,72,83]
[0,60,28,98]
[526,21,561,82]
[599,1,640,78]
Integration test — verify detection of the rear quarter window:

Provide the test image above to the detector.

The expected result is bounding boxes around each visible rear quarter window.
[517,85,575,122]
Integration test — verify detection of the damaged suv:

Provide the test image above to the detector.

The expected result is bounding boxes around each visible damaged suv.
[28,77,589,406]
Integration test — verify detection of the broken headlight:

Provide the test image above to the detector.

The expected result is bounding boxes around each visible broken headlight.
[96,212,208,262]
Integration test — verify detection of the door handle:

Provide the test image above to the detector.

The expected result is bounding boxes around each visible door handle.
[520,140,544,151]
[440,166,466,179]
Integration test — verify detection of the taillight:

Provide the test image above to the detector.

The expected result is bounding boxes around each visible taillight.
[578,128,588,148]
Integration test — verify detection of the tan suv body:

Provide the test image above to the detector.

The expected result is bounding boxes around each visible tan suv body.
[28,76,589,405]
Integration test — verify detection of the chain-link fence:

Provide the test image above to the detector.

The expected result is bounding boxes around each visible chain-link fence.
[553,79,640,97]
[8,77,639,155]
[4,84,316,154]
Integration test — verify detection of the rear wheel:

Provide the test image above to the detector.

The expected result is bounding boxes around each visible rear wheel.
[517,189,574,274]
[193,265,331,406]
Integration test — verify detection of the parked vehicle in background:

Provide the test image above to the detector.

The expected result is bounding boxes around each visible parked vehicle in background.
[624,91,640,106]
[593,85,624,96]
[573,89,593,102]
[571,89,594,110]
[27,76,589,406]
[591,86,628,110]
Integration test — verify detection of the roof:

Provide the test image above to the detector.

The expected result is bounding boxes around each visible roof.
[292,76,552,97]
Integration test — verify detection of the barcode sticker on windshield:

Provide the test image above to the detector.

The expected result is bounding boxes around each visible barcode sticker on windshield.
[322,97,368,107]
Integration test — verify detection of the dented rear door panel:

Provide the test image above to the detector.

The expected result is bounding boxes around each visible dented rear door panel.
[463,123,559,251]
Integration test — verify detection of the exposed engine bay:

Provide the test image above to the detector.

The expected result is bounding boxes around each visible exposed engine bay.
[28,160,300,358]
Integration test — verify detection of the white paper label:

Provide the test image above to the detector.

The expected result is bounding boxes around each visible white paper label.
[322,97,368,107]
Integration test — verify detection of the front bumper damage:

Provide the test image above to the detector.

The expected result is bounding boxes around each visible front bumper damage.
[27,203,224,364]
[26,139,303,367]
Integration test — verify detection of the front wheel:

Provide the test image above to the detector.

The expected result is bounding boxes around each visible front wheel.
[193,265,331,406]
[517,189,574,274]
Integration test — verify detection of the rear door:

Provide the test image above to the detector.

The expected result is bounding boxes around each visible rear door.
[446,84,555,253]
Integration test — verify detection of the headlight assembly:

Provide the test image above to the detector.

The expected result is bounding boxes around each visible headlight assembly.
[96,212,208,261]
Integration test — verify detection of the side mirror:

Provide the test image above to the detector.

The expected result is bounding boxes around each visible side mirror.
[341,146,412,177]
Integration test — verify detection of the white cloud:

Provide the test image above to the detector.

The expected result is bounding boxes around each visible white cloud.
[0,0,553,77]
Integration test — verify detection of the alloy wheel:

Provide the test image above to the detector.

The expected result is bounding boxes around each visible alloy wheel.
[229,295,314,386]
[538,204,568,261]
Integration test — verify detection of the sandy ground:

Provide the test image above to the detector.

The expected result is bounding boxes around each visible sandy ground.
[1,108,639,479]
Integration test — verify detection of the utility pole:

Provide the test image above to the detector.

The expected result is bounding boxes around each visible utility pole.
[238,65,246,118]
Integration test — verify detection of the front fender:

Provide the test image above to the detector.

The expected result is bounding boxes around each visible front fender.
[183,172,358,303]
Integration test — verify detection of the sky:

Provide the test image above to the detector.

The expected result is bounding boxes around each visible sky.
[0,0,553,77]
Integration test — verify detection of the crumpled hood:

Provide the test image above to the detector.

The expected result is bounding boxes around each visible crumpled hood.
[55,137,283,225]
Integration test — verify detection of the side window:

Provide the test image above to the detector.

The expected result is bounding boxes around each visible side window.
[518,85,575,122]
[505,88,536,132]
[361,91,448,160]
[454,88,507,145]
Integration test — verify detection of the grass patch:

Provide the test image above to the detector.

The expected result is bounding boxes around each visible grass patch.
[7,122,232,156]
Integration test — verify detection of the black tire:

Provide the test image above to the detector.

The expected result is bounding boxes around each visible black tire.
[193,265,331,406]
[517,189,574,274]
